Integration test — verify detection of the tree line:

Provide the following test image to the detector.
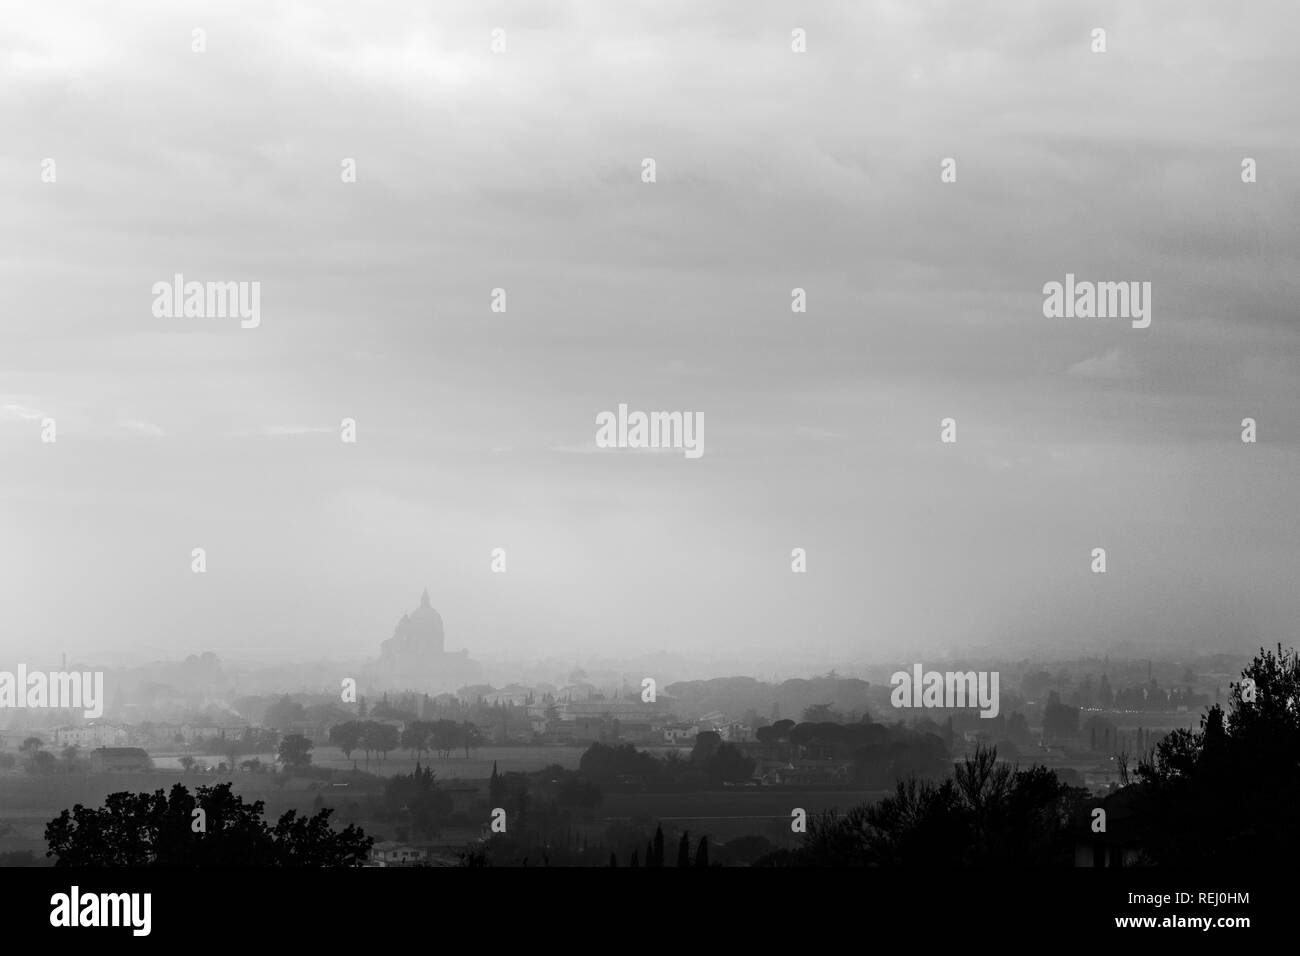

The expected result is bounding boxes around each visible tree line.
[327,719,480,768]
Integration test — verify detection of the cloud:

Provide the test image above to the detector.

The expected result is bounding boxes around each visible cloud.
[1067,348,1141,380]
[0,403,44,421]
[115,419,165,437]
[261,425,335,436]
[2,0,1297,667]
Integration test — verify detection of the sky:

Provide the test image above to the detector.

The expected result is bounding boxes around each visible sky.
[1,0,1298,670]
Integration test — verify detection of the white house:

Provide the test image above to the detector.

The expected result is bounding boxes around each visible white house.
[369,842,428,867]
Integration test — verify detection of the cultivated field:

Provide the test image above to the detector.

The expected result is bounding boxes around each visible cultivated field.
[305,743,591,777]
[0,745,884,863]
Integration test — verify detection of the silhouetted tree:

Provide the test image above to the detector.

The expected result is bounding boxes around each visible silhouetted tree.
[401,721,431,761]
[1132,644,1300,866]
[764,746,1084,866]
[45,782,371,866]
[382,763,452,839]
[489,761,504,805]
[329,721,363,761]
[277,734,313,772]
[695,836,709,867]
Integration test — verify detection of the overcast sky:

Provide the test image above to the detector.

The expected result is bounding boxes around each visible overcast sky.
[2,1,1297,670]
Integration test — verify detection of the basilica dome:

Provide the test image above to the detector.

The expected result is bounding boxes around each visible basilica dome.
[380,589,445,660]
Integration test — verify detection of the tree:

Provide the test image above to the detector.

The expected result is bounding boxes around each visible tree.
[707,743,756,785]
[690,731,722,764]
[652,826,664,868]
[329,721,363,761]
[362,723,399,766]
[764,746,1084,867]
[462,721,480,758]
[676,832,691,867]
[27,751,56,775]
[1097,674,1114,708]
[489,761,504,805]
[630,849,639,868]
[19,737,42,756]
[1006,712,1032,745]
[401,721,431,762]
[1042,691,1079,739]
[219,736,245,776]
[1132,644,1300,866]
[265,695,307,732]
[383,764,452,840]
[579,742,661,782]
[430,720,460,759]
[45,782,371,866]
[178,755,196,774]
[695,836,709,867]
[802,704,843,724]
[278,734,313,772]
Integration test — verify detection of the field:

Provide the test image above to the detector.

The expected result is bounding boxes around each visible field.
[304,743,591,778]
[0,744,889,863]
[147,743,591,777]
[593,788,890,843]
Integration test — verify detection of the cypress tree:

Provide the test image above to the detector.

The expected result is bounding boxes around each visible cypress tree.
[676,832,691,867]
[695,836,709,868]
[652,826,665,867]
[630,849,640,868]
[645,840,654,868]
[609,852,618,867]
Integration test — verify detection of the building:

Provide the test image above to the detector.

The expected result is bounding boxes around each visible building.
[145,724,185,746]
[544,721,575,744]
[178,723,247,745]
[615,721,659,745]
[89,748,154,772]
[664,727,698,746]
[370,590,484,690]
[719,723,754,743]
[572,716,612,744]
[483,685,532,707]
[54,724,128,749]
[1083,766,1123,791]
[369,842,428,867]
[697,711,726,729]
[566,699,670,722]
[179,723,221,744]
[754,758,848,786]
